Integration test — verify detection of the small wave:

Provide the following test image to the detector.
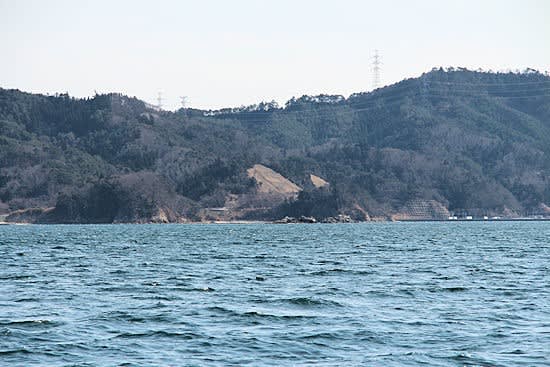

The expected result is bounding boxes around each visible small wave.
[109,270,128,275]
[141,281,161,286]
[284,297,342,307]
[506,349,526,355]
[212,254,233,260]
[0,349,32,356]
[299,332,341,340]
[14,297,39,303]
[310,268,373,276]
[427,286,468,293]
[114,330,199,339]
[397,289,416,296]
[0,319,61,328]
[167,285,215,292]
[131,295,178,302]
[247,275,266,281]
[0,274,35,280]
[95,311,145,323]
[206,306,241,317]
[309,268,348,276]
[352,270,374,275]
[98,286,142,293]
[315,260,343,265]
[449,352,497,366]
[242,311,313,320]
[95,310,174,323]
[444,286,468,292]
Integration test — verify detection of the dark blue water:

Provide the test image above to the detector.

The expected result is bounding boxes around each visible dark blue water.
[0,223,549,366]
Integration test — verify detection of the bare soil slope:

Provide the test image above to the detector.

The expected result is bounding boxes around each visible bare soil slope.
[247,164,301,195]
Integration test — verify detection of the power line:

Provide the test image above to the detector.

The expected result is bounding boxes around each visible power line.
[197,77,550,117]
[195,75,550,121]
[202,84,550,119]
[200,90,550,123]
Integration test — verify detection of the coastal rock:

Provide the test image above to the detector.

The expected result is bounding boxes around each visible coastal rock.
[322,214,353,223]
[274,216,318,223]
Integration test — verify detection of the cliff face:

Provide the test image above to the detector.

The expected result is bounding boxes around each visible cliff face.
[1,69,550,222]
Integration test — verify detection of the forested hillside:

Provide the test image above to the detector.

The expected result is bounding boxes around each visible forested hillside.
[1,68,549,223]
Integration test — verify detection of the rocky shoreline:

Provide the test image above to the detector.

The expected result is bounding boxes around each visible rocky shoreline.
[274,214,354,224]
[2,209,549,225]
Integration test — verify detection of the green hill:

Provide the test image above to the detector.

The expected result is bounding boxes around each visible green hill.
[1,68,549,222]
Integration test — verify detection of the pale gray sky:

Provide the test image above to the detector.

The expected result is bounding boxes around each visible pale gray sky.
[1,0,548,110]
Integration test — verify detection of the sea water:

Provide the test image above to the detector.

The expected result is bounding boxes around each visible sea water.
[0,222,549,366]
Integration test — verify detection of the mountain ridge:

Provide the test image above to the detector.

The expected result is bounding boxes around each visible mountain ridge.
[1,68,549,223]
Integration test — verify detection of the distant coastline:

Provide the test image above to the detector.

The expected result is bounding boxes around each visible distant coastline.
[2,70,550,224]
[2,215,549,225]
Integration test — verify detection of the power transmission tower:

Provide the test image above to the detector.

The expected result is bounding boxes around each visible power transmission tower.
[157,91,163,110]
[180,96,188,109]
[372,50,382,89]
[180,96,188,119]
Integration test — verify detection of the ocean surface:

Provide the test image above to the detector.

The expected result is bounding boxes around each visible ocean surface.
[0,222,549,366]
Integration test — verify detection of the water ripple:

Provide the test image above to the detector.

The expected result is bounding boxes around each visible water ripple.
[0,222,549,366]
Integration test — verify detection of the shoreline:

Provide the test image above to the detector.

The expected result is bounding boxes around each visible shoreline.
[2,218,550,225]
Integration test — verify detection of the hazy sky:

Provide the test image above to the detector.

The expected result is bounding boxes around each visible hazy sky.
[1,0,548,110]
